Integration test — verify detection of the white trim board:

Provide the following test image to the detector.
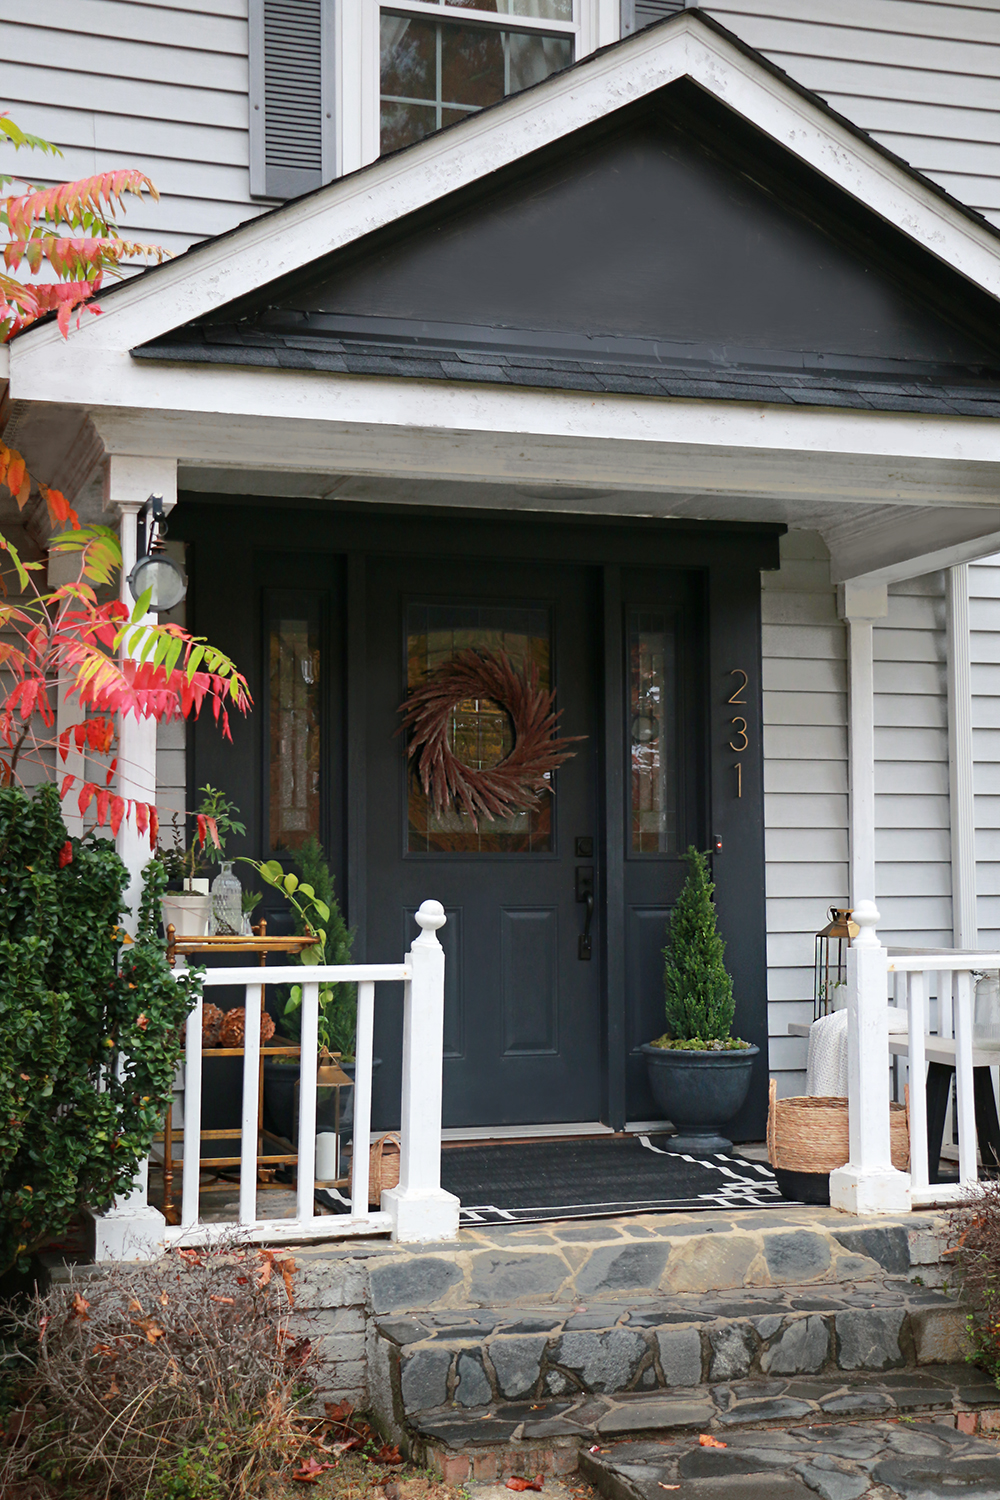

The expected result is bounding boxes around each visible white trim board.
[12,10,1000,383]
[441,1122,616,1142]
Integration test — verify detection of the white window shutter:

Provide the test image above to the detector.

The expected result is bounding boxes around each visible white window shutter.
[621,0,686,34]
[250,0,335,199]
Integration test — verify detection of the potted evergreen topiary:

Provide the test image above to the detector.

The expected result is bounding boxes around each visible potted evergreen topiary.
[642,845,758,1155]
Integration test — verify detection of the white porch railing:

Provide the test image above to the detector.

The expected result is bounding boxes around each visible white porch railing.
[92,900,460,1257]
[830,898,999,1214]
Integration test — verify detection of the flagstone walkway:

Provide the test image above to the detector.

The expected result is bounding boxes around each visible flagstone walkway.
[579,1419,1000,1500]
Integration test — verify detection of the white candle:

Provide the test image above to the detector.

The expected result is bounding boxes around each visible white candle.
[315,1131,339,1183]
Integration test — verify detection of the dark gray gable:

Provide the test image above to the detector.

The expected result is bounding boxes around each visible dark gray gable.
[136,80,1000,417]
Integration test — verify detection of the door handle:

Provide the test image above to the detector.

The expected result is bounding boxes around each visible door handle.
[579,893,594,960]
[576,865,594,961]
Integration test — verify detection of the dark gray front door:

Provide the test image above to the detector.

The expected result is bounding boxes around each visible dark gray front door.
[366,556,602,1129]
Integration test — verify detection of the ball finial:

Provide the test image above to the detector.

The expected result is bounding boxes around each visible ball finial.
[852,899,881,948]
[414,899,447,946]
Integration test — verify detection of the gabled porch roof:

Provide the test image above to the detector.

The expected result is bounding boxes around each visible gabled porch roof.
[7,10,1000,582]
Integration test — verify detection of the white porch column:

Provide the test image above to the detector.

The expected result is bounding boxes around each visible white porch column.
[947,564,978,949]
[104,456,177,932]
[382,901,461,1242]
[838,580,888,907]
[830,901,911,1214]
[91,457,176,1259]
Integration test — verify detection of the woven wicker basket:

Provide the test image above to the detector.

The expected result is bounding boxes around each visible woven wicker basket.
[767,1079,909,1173]
[349,1132,401,1207]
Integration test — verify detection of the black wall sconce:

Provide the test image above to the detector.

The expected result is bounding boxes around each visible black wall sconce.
[126,494,187,612]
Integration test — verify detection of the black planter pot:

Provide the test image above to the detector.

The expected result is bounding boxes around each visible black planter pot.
[261,1058,381,1145]
[641,1043,759,1156]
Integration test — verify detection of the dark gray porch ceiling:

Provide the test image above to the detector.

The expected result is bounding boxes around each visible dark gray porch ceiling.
[135,80,1000,418]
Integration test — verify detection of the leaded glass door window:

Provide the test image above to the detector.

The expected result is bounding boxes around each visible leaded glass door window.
[406,601,553,853]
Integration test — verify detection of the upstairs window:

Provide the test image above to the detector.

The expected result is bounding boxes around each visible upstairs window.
[380,4,575,154]
[250,2,612,197]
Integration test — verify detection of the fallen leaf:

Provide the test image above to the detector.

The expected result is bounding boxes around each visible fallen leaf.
[699,1435,726,1449]
[317,1438,362,1457]
[375,1443,404,1465]
[104,1376,120,1399]
[159,1290,169,1306]
[176,1249,202,1266]
[210,1295,235,1304]
[291,1456,335,1483]
[69,1292,90,1321]
[506,1477,544,1492]
[92,1343,118,1359]
[658,1487,680,1492]
[131,1317,165,1343]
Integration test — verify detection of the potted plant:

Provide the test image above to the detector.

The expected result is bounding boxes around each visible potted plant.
[642,845,758,1155]
[157,785,246,938]
[240,838,361,1145]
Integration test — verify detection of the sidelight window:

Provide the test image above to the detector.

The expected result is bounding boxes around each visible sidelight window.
[268,595,322,851]
[629,611,679,854]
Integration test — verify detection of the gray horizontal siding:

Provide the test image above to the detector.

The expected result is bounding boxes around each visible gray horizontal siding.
[762,533,958,1104]
[874,571,952,948]
[761,530,848,1098]
[0,1,264,251]
[970,554,1000,945]
[705,1,1000,225]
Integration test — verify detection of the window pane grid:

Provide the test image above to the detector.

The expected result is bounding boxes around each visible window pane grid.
[381,11,574,154]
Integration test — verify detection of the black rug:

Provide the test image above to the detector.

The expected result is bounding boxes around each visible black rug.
[319,1134,787,1223]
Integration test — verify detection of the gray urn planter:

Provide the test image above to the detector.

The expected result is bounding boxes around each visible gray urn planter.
[641,1043,759,1155]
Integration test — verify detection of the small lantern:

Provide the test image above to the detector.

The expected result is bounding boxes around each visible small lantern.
[814,907,859,1019]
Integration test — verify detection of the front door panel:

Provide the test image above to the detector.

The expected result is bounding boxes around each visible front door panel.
[366,557,601,1129]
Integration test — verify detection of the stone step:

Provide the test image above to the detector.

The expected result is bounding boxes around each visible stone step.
[578,1416,1000,1500]
[363,1210,953,1318]
[372,1280,967,1427]
[404,1367,1000,1484]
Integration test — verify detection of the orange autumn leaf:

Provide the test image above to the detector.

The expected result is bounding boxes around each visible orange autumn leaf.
[506,1478,543,1492]
[69,1292,90,1321]
[699,1434,726,1448]
[291,1457,335,1483]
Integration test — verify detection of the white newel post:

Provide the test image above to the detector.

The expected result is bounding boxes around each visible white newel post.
[830,901,911,1214]
[383,901,461,1242]
[92,458,177,1260]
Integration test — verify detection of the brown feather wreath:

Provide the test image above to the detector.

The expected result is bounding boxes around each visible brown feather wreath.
[398,648,585,828]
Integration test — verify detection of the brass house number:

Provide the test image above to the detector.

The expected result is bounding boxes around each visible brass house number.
[727,668,749,798]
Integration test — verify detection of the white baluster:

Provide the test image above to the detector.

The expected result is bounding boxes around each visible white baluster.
[181,991,204,1229]
[239,984,263,1226]
[382,901,460,1242]
[830,900,911,1214]
[954,969,977,1189]
[297,982,319,1222]
[907,971,929,1194]
[351,980,375,1218]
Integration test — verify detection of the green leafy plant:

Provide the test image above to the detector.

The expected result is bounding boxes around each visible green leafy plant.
[650,844,745,1050]
[0,784,200,1276]
[240,838,356,1058]
[157,785,246,887]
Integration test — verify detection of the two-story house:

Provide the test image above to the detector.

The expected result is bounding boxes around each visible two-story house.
[6,1,1000,1145]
